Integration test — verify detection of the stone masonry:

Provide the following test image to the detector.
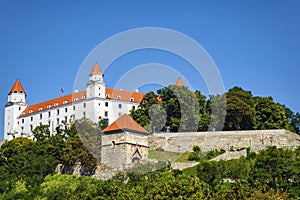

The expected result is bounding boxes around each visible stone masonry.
[148,129,300,152]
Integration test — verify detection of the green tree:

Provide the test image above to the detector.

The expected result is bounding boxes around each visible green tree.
[98,116,109,130]
[207,94,227,131]
[224,87,255,130]
[254,97,289,130]
[195,90,210,131]
[284,106,300,134]
[32,124,51,141]
[130,91,159,130]
[157,85,199,132]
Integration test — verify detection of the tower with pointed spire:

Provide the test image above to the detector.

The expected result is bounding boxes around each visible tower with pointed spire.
[86,63,106,99]
[175,77,184,86]
[4,79,27,140]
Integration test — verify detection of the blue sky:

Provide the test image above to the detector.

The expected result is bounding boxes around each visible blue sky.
[0,1,299,138]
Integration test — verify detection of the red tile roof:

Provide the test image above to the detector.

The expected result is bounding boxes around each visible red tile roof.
[19,88,144,117]
[20,90,86,117]
[175,77,184,86]
[90,63,102,74]
[102,114,148,134]
[105,88,144,103]
[10,79,26,94]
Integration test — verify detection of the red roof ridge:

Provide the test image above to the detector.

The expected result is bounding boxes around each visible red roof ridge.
[10,79,26,94]
[105,88,144,103]
[19,90,86,117]
[175,77,184,86]
[90,63,102,74]
[102,114,148,134]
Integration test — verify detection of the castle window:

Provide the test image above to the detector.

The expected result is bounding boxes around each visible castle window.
[40,114,42,119]
[99,103,101,106]
[48,121,51,126]
[39,122,42,126]
[83,103,86,108]
[19,107,21,111]
[57,109,60,115]
[21,126,24,131]
[48,112,51,117]
[30,125,33,131]
[118,104,122,109]
[105,94,110,99]
[132,106,135,110]
[22,119,24,124]
[31,117,33,121]
[65,108,68,113]
[65,116,67,122]
[105,102,108,107]
[83,112,86,118]
[112,141,115,149]
[73,106,75,111]
[118,112,122,117]
[104,111,108,117]
[57,118,59,125]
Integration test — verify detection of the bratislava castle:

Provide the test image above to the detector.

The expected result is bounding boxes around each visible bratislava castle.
[4,64,144,140]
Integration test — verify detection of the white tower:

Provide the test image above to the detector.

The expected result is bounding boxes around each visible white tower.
[86,63,106,99]
[4,79,27,140]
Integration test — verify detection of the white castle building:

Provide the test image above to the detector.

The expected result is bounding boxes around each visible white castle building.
[4,64,144,140]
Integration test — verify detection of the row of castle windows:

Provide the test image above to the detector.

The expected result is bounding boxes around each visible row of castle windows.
[18,102,134,125]
[15,94,134,114]
[19,110,112,133]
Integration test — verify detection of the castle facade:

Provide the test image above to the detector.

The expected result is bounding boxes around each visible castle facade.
[4,64,144,140]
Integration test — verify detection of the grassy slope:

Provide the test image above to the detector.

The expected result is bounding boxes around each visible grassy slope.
[148,150,192,162]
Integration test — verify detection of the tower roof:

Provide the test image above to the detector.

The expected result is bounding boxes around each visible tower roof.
[103,114,148,134]
[175,77,184,86]
[10,79,26,94]
[90,63,102,75]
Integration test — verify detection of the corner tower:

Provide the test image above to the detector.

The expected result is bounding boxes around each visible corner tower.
[86,63,106,99]
[4,79,27,140]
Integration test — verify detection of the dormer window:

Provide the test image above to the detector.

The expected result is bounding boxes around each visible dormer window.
[47,104,51,108]
[29,110,33,113]
[63,100,67,104]
[105,94,110,99]
[74,97,78,101]
[82,95,86,99]
[22,112,25,115]
[130,97,134,102]
[116,96,121,100]
[39,107,43,111]
[54,103,58,106]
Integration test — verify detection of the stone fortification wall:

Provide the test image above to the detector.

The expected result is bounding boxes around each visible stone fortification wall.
[148,129,300,152]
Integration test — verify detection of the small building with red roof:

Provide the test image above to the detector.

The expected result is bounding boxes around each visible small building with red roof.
[101,114,149,169]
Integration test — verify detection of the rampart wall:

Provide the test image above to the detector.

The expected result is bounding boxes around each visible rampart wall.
[148,129,300,152]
